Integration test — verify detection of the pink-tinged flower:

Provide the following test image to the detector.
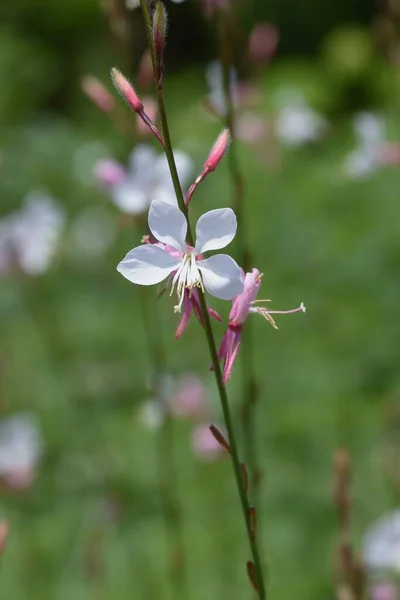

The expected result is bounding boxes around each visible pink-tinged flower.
[344,112,400,178]
[248,22,279,64]
[117,200,244,312]
[95,160,126,188]
[217,269,305,383]
[95,145,193,214]
[369,582,399,600]
[169,374,207,419]
[192,424,224,461]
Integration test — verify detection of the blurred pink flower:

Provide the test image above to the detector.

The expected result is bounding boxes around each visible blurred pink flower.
[202,0,229,18]
[248,22,279,64]
[192,424,224,461]
[169,374,207,420]
[95,159,126,188]
[370,582,399,600]
[236,113,268,145]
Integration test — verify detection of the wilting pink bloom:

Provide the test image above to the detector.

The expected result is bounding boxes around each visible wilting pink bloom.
[169,374,207,419]
[192,424,224,461]
[248,22,279,64]
[174,288,222,338]
[217,269,305,383]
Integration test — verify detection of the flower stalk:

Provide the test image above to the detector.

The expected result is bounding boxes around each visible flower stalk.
[139,0,267,595]
[217,10,261,496]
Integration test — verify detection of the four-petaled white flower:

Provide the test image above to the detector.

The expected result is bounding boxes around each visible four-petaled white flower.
[117,200,244,311]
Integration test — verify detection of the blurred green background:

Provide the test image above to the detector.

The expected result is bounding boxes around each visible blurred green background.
[1,0,400,599]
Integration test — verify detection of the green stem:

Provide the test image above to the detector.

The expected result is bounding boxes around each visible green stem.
[218,14,261,496]
[139,1,266,595]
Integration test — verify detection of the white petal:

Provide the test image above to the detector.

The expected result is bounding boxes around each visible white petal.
[129,145,157,179]
[198,254,243,300]
[112,180,149,214]
[195,208,237,254]
[117,244,180,285]
[148,200,187,252]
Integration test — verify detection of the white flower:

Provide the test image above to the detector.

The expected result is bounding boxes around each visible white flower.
[0,412,43,486]
[206,60,238,117]
[276,104,327,146]
[97,144,193,215]
[117,199,244,311]
[363,510,400,573]
[345,112,385,179]
[0,191,65,277]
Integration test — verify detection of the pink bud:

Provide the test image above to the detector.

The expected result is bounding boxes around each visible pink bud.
[110,67,143,113]
[81,75,115,112]
[204,128,231,172]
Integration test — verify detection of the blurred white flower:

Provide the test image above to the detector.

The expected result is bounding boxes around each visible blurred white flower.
[206,60,238,117]
[0,412,44,490]
[0,191,65,277]
[68,207,117,263]
[363,510,400,573]
[345,112,385,179]
[276,102,327,146]
[139,399,165,431]
[95,144,193,214]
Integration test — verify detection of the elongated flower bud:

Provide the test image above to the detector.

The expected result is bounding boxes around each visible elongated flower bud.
[110,67,143,113]
[185,128,231,205]
[81,75,115,112]
[153,2,167,88]
[204,128,231,172]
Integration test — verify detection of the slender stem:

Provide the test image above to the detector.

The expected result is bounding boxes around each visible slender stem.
[218,13,261,496]
[139,2,266,595]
